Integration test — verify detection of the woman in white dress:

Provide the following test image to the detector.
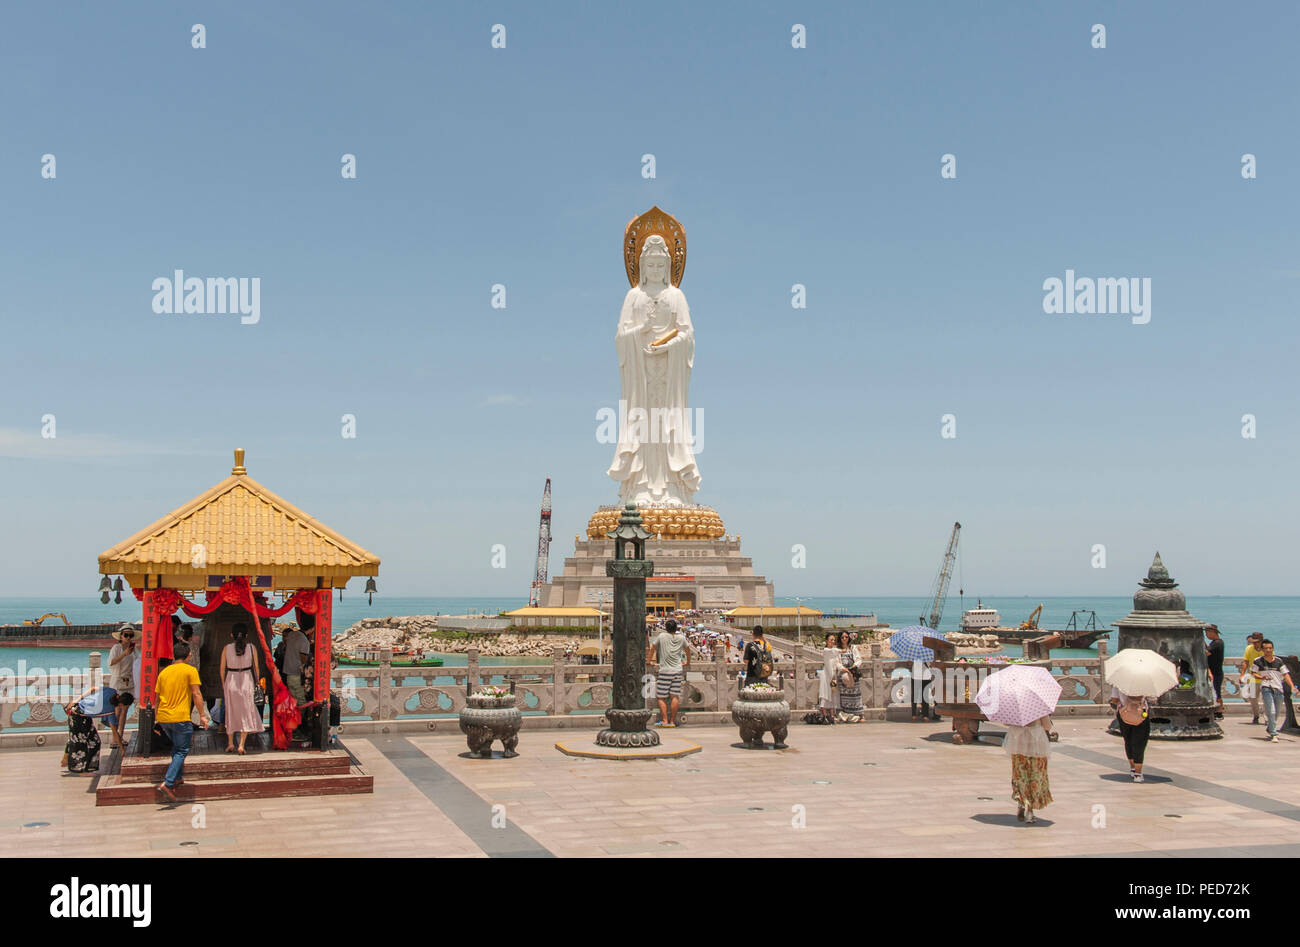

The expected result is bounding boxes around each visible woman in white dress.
[818,633,839,721]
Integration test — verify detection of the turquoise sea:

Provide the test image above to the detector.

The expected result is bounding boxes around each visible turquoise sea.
[2,594,1295,673]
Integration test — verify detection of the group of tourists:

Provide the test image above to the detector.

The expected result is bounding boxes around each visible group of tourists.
[816,631,866,723]
[61,623,141,774]
[1004,623,1296,827]
[1239,632,1296,741]
[62,608,1295,828]
[59,617,325,794]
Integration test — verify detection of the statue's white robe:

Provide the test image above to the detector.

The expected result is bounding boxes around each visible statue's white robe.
[607,284,701,504]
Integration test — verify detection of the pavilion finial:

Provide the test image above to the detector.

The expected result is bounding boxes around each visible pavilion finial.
[1140,550,1176,589]
[233,448,247,476]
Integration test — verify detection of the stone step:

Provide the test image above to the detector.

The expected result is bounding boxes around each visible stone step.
[95,766,373,806]
[118,751,352,783]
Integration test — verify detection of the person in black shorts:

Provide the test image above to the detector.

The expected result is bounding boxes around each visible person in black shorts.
[1205,624,1225,719]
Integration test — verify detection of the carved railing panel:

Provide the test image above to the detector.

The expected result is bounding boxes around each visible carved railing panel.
[567,681,613,710]
[401,686,463,715]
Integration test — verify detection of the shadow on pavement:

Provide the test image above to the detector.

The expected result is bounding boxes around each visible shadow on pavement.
[971,813,1056,827]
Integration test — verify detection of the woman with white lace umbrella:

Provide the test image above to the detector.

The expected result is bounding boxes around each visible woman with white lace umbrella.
[976,665,1061,824]
[1104,649,1177,782]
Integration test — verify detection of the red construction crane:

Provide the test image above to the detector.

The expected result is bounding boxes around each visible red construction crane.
[528,478,552,607]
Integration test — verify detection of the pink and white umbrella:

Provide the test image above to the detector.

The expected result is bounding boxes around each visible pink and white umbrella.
[975,664,1062,728]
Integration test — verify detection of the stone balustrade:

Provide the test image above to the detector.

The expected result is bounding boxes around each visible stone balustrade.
[0,645,1261,739]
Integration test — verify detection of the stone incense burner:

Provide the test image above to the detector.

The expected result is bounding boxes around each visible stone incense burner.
[731,685,790,749]
[459,692,522,758]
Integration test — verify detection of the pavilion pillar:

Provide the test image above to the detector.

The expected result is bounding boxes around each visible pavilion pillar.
[313,589,333,749]
[137,589,167,755]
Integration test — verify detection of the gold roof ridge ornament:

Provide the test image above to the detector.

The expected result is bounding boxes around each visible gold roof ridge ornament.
[232,447,247,476]
[624,205,686,288]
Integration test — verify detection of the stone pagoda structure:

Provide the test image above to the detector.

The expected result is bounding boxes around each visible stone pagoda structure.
[1110,553,1222,739]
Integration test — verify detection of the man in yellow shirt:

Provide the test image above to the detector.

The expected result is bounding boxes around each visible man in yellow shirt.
[155,643,209,802]
[1242,633,1265,725]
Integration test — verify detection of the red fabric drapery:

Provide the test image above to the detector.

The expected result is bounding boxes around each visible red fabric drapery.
[134,578,310,748]
[133,581,318,619]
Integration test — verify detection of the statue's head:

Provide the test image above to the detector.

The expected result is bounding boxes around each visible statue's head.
[639,235,672,288]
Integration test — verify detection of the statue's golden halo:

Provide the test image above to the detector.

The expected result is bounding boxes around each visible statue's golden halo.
[624,205,686,288]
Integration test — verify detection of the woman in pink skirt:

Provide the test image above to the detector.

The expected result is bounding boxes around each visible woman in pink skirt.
[220,623,264,753]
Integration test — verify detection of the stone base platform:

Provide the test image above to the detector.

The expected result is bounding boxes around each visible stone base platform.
[554,736,702,760]
[545,532,773,610]
[95,730,373,805]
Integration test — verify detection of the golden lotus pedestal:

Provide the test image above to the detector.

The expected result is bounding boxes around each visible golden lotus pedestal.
[586,504,726,542]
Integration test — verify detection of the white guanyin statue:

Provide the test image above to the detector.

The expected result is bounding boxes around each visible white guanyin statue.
[607,215,701,507]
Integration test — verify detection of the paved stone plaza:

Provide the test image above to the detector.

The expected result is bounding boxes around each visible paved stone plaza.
[3,716,1298,858]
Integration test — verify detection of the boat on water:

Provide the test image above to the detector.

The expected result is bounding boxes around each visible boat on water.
[336,647,444,668]
[0,613,124,648]
[959,601,1110,648]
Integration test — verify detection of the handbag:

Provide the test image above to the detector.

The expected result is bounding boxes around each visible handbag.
[1118,696,1147,726]
[253,678,267,715]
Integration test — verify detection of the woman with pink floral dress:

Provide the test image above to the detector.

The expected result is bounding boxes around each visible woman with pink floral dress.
[1004,714,1053,823]
[220,624,264,753]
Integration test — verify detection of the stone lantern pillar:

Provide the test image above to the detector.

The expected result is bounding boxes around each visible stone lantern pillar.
[1110,553,1222,739]
[595,503,659,749]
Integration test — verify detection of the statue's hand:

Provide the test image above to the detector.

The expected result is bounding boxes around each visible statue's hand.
[644,343,667,357]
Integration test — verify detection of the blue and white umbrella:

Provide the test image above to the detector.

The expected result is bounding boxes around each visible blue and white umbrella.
[888,625,948,662]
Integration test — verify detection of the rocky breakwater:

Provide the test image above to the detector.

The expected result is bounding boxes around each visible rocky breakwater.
[336,616,584,658]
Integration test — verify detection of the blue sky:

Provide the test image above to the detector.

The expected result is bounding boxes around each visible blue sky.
[2,1,1297,599]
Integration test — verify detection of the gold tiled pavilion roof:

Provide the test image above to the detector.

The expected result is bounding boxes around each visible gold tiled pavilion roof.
[98,451,379,581]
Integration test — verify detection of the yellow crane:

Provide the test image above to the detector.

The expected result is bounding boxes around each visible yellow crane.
[22,613,70,626]
[1019,604,1044,631]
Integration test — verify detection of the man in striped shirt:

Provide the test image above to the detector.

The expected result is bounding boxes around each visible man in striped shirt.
[1252,640,1295,742]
